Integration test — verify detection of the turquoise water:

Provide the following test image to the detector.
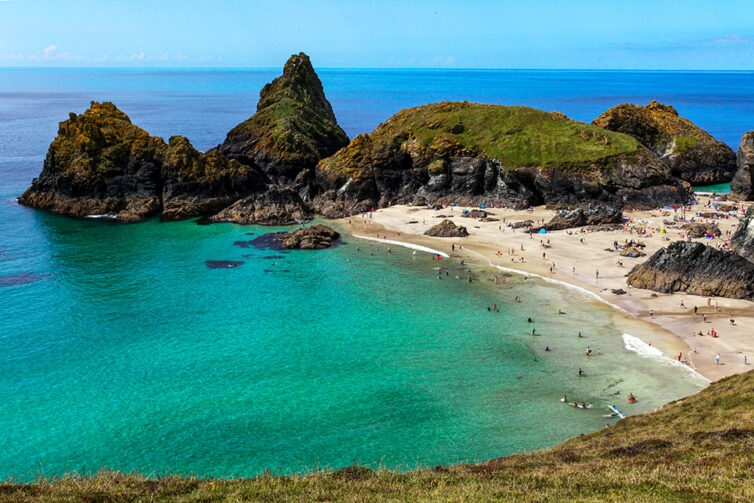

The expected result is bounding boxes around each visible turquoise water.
[4,68,746,480]
[692,182,732,194]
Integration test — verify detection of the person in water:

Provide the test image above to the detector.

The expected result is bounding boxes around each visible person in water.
[527,317,533,323]
[532,328,536,335]
[545,346,551,351]
[578,368,583,376]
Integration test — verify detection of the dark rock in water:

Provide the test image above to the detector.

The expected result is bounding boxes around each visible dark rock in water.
[233,240,255,248]
[218,52,349,185]
[18,102,167,222]
[681,222,721,238]
[262,255,284,259]
[731,206,754,261]
[593,100,737,185]
[0,273,52,287]
[424,219,469,237]
[280,224,340,249]
[730,132,754,200]
[247,225,340,250]
[611,288,627,295]
[245,232,255,235]
[545,204,623,231]
[626,241,754,299]
[209,186,311,225]
[312,101,689,217]
[205,260,244,269]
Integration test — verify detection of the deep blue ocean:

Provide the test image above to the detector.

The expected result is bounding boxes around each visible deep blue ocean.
[0,68,748,480]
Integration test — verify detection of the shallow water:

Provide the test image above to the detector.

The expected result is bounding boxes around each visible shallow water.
[2,68,742,479]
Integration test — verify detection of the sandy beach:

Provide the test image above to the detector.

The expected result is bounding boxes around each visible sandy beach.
[338,195,753,382]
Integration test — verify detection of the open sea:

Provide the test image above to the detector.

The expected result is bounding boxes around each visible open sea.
[1,68,750,480]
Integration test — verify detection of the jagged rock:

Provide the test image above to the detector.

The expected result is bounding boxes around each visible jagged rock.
[280,225,339,249]
[730,132,754,200]
[731,206,754,261]
[313,102,688,217]
[681,222,721,238]
[611,288,626,295]
[209,186,311,225]
[219,53,349,185]
[511,220,534,229]
[424,219,469,237]
[545,204,622,231]
[461,209,489,218]
[627,241,754,299]
[18,101,167,222]
[620,247,645,258]
[593,100,736,185]
[161,136,266,221]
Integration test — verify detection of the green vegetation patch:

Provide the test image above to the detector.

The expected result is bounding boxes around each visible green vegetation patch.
[674,135,702,154]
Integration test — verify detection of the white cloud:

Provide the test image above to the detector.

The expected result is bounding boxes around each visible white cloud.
[131,48,145,60]
[42,44,57,58]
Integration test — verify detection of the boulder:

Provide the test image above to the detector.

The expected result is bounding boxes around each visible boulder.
[545,204,622,231]
[18,102,167,222]
[280,224,340,249]
[511,220,534,229]
[593,100,737,185]
[626,241,754,299]
[681,222,721,238]
[730,132,754,200]
[219,53,349,185]
[620,247,646,258]
[424,219,469,237]
[209,186,311,225]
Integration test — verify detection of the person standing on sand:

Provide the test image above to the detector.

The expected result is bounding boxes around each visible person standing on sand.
[716,354,720,365]
[595,269,599,280]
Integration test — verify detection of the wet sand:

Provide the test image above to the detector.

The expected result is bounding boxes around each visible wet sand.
[337,196,753,382]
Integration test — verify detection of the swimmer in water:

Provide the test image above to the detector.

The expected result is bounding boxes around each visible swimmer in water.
[578,368,583,376]
[545,346,550,351]
[532,328,536,335]
[527,317,533,323]
[578,331,583,338]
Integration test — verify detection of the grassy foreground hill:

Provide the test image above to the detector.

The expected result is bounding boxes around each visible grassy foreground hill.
[3,371,753,502]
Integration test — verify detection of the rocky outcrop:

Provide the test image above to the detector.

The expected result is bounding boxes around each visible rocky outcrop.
[281,225,340,249]
[209,186,311,225]
[626,241,754,299]
[18,102,167,222]
[593,101,736,185]
[681,222,721,238]
[161,136,265,221]
[731,206,754,261]
[545,204,622,231]
[424,219,469,237]
[313,102,689,217]
[730,132,754,200]
[219,53,349,185]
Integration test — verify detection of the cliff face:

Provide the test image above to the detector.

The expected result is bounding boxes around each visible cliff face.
[18,102,167,222]
[731,206,754,261]
[626,241,754,299]
[161,136,266,221]
[730,132,754,200]
[312,102,689,217]
[219,52,349,184]
[593,101,736,185]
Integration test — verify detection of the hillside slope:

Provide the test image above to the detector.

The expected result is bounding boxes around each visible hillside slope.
[3,370,752,502]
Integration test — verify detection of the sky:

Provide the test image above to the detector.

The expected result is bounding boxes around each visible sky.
[1,0,753,69]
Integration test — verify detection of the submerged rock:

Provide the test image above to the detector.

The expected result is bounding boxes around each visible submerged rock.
[545,204,622,231]
[730,132,754,200]
[18,102,167,222]
[424,219,469,237]
[205,260,244,269]
[219,52,349,185]
[626,241,754,299]
[313,101,688,216]
[593,100,736,185]
[209,186,311,225]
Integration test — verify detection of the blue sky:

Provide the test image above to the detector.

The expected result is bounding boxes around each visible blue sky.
[1,0,753,69]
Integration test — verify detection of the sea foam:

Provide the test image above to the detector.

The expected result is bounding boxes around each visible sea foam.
[352,235,450,257]
[622,333,709,382]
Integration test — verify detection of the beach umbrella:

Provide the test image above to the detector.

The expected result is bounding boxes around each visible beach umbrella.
[539,228,547,234]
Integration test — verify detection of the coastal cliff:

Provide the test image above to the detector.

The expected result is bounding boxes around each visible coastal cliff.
[18,102,167,222]
[730,131,754,200]
[312,102,689,217]
[593,101,737,185]
[218,52,349,185]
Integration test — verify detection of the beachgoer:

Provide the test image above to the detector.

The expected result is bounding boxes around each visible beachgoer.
[578,368,583,376]
[545,346,550,351]
[532,328,536,335]
[715,353,720,365]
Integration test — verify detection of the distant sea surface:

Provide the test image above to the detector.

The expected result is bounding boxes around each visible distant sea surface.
[0,68,745,480]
